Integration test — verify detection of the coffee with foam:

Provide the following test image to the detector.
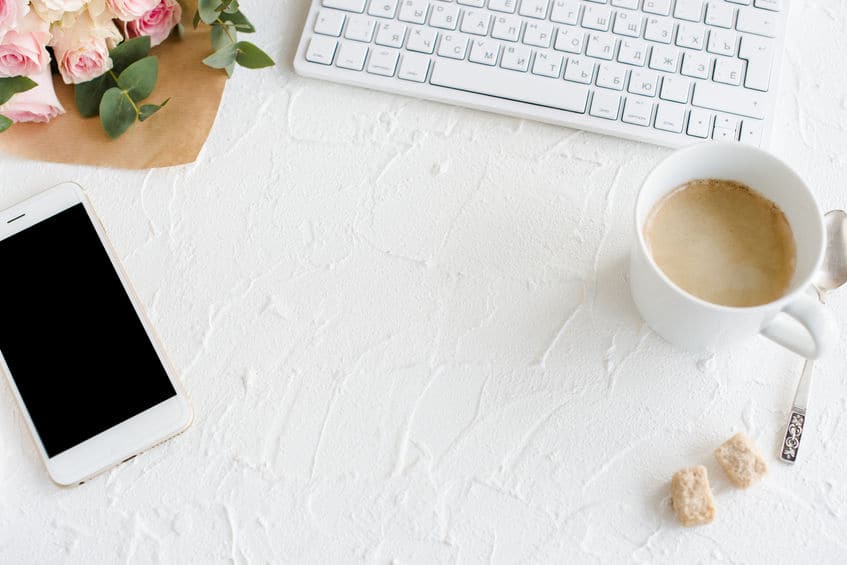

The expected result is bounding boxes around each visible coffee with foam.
[645,179,796,308]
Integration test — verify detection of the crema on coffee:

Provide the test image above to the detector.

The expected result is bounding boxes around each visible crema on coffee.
[645,179,796,308]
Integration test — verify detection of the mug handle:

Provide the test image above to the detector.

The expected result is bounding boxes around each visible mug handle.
[760,293,838,359]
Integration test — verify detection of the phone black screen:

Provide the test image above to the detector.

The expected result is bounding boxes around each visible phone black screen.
[0,203,176,457]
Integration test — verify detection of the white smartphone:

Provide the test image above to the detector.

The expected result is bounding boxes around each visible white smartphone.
[0,183,192,486]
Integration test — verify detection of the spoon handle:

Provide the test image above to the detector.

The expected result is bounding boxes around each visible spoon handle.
[779,359,813,463]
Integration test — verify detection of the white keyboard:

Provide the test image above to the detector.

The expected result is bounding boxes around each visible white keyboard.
[294,0,787,148]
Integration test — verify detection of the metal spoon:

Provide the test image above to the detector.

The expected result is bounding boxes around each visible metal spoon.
[779,209,847,464]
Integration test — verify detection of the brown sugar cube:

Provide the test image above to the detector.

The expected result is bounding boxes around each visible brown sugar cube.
[670,466,716,527]
[714,432,767,488]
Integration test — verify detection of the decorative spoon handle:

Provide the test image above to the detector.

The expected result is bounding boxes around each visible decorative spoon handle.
[779,359,813,463]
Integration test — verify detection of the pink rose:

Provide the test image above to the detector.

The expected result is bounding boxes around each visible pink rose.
[0,30,50,77]
[124,0,181,48]
[0,13,51,77]
[0,64,65,123]
[107,0,159,22]
[0,0,29,39]
[50,11,121,84]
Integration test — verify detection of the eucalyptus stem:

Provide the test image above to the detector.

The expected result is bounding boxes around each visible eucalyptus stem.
[215,18,236,43]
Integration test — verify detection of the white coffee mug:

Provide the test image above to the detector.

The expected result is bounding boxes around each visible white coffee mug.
[630,143,837,358]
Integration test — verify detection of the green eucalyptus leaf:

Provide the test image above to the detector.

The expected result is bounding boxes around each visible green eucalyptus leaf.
[192,10,201,28]
[211,23,236,76]
[222,0,239,13]
[99,87,137,139]
[117,56,158,101]
[110,36,151,74]
[138,98,169,122]
[74,39,150,118]
[234,41,275,69]
[220,10,254,32]
[0,76,37,106]
[211,22,236,50]
[0,114,12,133]
[198,0,220,24]
[202,43,237,69]
[74,74,116,117]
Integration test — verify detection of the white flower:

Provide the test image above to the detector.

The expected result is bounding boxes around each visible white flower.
[30,0,89,23]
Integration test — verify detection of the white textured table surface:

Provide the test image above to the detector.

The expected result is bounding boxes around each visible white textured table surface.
[2,1,847,562]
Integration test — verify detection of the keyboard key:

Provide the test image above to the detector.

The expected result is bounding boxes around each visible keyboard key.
[407,27,438,52]
[398,0,428,23]
[368,0,398,18]
[523,21,553,47]
[707,29,737,56]
[687,108,711,137]
[676,23,705,49]
[501,44,531,70]
[582,5,612,31]
[430,4,460,29]
[739,35,773,91]
[376,21,407,47]
[736,8,776,37]
[659,75,690,102]
[586,33,616,59]
[468,39,500,65]
[596,62,626,89]
[336,42,368,69]
[649,45,678,71]
[692,81,765,118]
[367,47,399,75]
[753,0,780,11]
[715,114,739,131]
[589,91,620,119]
[315,10,345,36]
[713,57,742,85]
[533,51,564,77]
[492,15,521,41]
[618,39,647,66]
[611,0,639,9]
[459,0,485,6]
[674,0,703,22]
[713,125,737,141]
[306,36,338,64]
[345,16,375,41]
[642,0,671,15]
[430,58,589,112]
[398,52,431,81]
[613,10,642,37]
[564,56,594,83]
[705,2,734,28]
[519,0,549,19]
[628,69,658,96]
[461,10,491,35]
[622,97,652,125]
[680,51,709,77]
[489,0,517,13]
[554,27,585,53]
[323,0,366,13]
[550,0,581,24]
[644,16,674,43]
[739,120,763,144]
[726,0,750,4]
[654,102,685,132]
[437,34,468,58]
